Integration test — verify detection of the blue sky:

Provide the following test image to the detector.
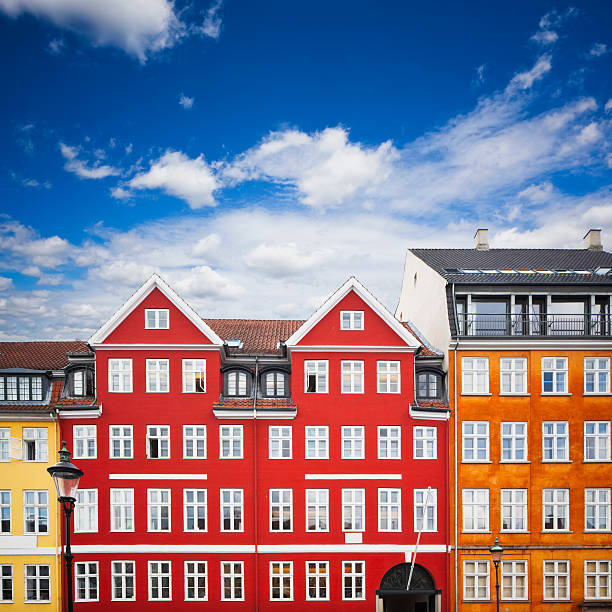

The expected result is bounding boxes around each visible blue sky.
[0,0,611,340]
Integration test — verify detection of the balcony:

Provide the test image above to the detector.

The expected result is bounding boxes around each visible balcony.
[458,313,611,337]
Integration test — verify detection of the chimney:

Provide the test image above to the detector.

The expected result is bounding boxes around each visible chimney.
[584,229,603,251]
[474,228,489,250]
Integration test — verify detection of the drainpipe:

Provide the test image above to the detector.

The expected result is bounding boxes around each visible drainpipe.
[253,357,259,611]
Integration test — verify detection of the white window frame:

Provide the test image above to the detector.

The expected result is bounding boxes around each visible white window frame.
[462,489,489,532]
[542,421,568,462]
[0,491,11,534]
[378,488,401,532]
[378,426,401,459]
[585,357,610,394]
[183,425,206,459]
[270,561,293,601]
[219,425,243,459]
[75,561,99,602]
[541,357,568,394]
[109,425,133,459]
[111,560,135,601]
[413,426,437,459]
[585,421,611,461]
[184,561,207,601]
[146,359,169,393]
[304,360,328,393]
[221,561,244,601]
[147,488,171,532]
[22,427,48,462]
[73,425,97,459]
[0,428,9,462]
[23,490,48,535]
[269,426,292,459]
[148,561,172,601]
[305,426,329,459]
[500,358,527,394]
[184,489,207,532]
[501,560,528,601]
[75,489,98,533]
[305,489,328,532]
[462,421,489,462]
[342,488,365,532]
[500,422,527,462]
[147,425,170,459]
[342,426,365,459]
[0,564,12,603]
[145,308,169,329]
[220,489,243,532]
[24,564,50,603]
[305,561,329,601]
[341,360,364,394]
[461,357,489,394]
[542,488,569,531]
[414,488,437,532]
[270,489,293,532]
[108,359,132,393]
[342,561,365,600]
[182,359,206,393]
[543,560,570,600]
[501,489,527,532]
[340,310,364,330]
[585,488,611,532]
[110,489,134,532]
[377,360,400,393]
[585,559,611,600]
[463,560,490,601]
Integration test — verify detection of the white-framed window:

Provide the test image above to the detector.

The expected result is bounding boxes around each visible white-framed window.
[109,425,133,459]
[147,425,170,459]
[23,490,48,534]
[0,491,10,533]
[145,308,169,329]
[305,426,328,459]
[264,372,286,397]
[0,428,9,462]
[585,358,610,394]
[110,489,134,532]
[462,421,489,461]
[73,425,96,459]
[270,489,292,532]
[108,359,132,393]
[73,370,85,396]
[0,565,12,602]
[341,361,364,393]
[461,357,489,394]
[306,561,328,601]
[543,421,568,461]
[463,560,489,600]
[542,357,568,393]
[220,489,243,532]
[75,489,98,533]
[500,358,527,394]
[342,561,365,600]
[305,360,328,393]
[183,425,206,459]
[417,372,440,398]
[342,488,365,532]
[219,425,243,459]
[342,426,364,459]
[340,310,364,330]
[501,489,527,532]
[585,488,611,532]
[24,565,50,602]
[146,359,169,393]
[501,560,528,601]
[184,489,207,532]
[221,562,244,601]
[378,426,401,459]
[377,361,400,393]
[462,489,489,532]
[543,489,569,531]
[585,560,611,600]
[269,426,292,459]
[185,561,207,601]
[182,359,206,393]
[147,489,171,531]
[111,561,135,601]
[543,560,570,600]
[75,562,98,602]
[306,489,328,532]
[413,426,436,459]
[22,428,48,462]
[414,488,437,532]
[378,488,401,532]
[501,422,527,461]
[8,375,43,401]
[270,562,293,601]
[148,561,171,601]
[585,421,611,461]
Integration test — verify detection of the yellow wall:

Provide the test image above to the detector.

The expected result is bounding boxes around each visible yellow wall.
[0,419,61,610]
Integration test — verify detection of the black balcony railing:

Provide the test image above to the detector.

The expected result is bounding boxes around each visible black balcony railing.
[458,313,612,337]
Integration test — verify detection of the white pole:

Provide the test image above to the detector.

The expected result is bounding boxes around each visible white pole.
[407,486,433,590]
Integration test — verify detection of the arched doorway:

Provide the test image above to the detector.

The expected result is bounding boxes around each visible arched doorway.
[376,563,441,612]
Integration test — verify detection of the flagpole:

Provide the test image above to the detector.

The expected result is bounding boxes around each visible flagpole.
[407,486,432,590]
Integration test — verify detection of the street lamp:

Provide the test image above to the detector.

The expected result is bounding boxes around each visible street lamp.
[47,441,83,612]
[489,537,504,612]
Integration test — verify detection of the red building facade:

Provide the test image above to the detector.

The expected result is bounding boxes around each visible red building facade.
[58,275,450,611]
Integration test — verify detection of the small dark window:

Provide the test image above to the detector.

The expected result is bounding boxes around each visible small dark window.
[417,373,441,399]
[263,372,287,397]
[226,371,250,396]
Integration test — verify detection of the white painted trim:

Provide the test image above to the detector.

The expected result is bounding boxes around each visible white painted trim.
[0,412,56,422]
[289,345,416,353]
[93,344,222,351]
[258,544,447,553]
[88,273,223,346]
[58,408,102,419]
[409,407,451,421]
[285,277,420,349]
[109,474,207,480]
[304,474,401,480]
[213,409,296,420]
[0,547,57,555]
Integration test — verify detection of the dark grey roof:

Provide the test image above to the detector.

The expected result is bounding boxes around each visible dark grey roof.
[410,249,612,285]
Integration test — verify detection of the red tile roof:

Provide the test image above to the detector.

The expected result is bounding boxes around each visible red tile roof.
[400,322,440,357]
[414,398,450,410]
[214,397,296,408]
[0,341,90,370]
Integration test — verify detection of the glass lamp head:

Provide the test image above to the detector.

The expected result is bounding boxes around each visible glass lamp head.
[489,537,504,564]
[47,441,84,501]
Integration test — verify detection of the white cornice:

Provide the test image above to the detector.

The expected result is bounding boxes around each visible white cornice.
[288,345,415,353]
[92,343,222,351]
[453,339,612,351]
[409,406,451,421]
[58,407,102,419]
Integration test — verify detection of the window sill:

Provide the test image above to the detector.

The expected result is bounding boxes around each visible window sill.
[583,460,612,463]
[541,460,573,464]
[500,530,530,534]
[499,393,531,397]
[461,460,492,464]
[541,393,572,396]
[541,530,573,534]
[584,530,612,534]
[583,393,612,396]
[462,530,492,534]
[461,393,492,396]
[500,460,531,464]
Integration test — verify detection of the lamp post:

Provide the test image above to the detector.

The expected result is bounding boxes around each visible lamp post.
[489,537,504,612]
[47,441,83,612]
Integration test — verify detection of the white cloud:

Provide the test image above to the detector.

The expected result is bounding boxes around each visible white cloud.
[179,94,194,109]
[192,234,221,257]
[126,150,219,208]
[173,265,244,299]
[0,277,13,291]
[244,242,334,277]
[47,37,65,54]
[60,142,120,179]
[508,54,552,90]
[200,0,223,39]
[518,182,555,202]
[530,8,575,46]
[590,43,608,57]
[531,30,558,45]
[474,64,486,85]
[605,99,612,112]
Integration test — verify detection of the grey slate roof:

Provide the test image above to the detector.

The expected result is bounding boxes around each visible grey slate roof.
[410,249,612,285]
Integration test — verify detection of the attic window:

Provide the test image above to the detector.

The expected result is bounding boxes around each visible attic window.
[341,311,364,330]
[226,340,243,348]
[145,309,169,329]
[0,375,44,401]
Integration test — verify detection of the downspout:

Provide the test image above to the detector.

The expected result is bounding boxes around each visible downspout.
[451,283,459,612]
[253,356,259,611]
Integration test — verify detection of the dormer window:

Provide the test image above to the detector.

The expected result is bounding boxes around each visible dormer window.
[70,370,94,397]
[0,375,44,401]
[341,311,364,330]
[263,372,287,397]
[145,309,169,329]
[226,371,250,396]
[417,372,442,399]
